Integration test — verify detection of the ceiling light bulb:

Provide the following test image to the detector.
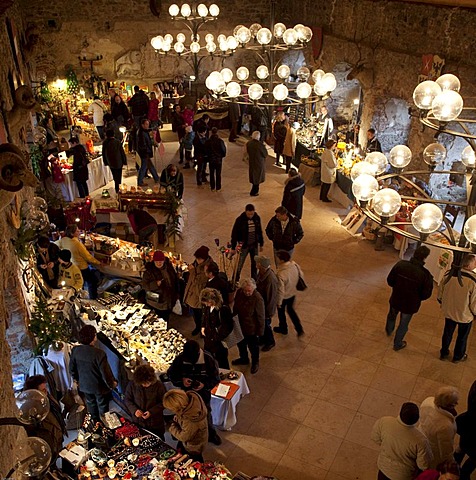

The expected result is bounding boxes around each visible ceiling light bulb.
[256,65,269,80]
[372,188,402,217]
[164,34,173,44]
[464,214,476,244]
[462,145,476,168]
[197,3,208,17]
[277,64,290,80]
[294,24,307,41]
[249,23,262,37]
[236,26,251,44]
[436,73,461,92]
[257,27,272,45]
[283,28,298,45]
[431,90,463,122]
[162,42,171,52]
[351,174,379,202]
[350,161,376,181]
[217,34,226,44]
[273,84,289,101]
[220,68,233,83]
[226,81,241,98]
[411,203,443,234]
[321,72,337,93]
[174,42,185,53]
[423,143,446,167]
[190,41,201,53]
[233,24,244,36]
[389,145,412,168]
[248,83,264,101]
[209,4,220,16]
[168,4,179,17]
[219,41,228,52]
[302,26,313,41]
[227,35,238,51]
[296,82,312,99]
[236,66,249,81]
[205,33,214,43]
[274,23,286,38]
[205,71,224,91]
[365,152,388,175]
[413,80,441,110]
[297,66,310,80]
[180,4,191,17]
[206,42,216,53]
[176,33,186,43]
[151,36,164,50]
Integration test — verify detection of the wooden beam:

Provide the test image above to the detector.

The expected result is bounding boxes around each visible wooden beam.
[390,0,476,8]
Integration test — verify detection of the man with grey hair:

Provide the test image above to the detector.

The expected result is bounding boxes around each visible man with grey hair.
[246,130,268,196]
[419,386,459,468]
[232,277,265,374]
[255,255,278,351]
[439,253,476,363]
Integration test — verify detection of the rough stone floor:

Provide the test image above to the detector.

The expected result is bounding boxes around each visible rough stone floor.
[10,125,476,479]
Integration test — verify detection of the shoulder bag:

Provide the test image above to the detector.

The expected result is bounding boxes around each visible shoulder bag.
[221,314,244,350]
[295,262,307,291]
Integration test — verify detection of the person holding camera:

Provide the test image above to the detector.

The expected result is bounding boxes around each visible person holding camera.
[167,340,222,445]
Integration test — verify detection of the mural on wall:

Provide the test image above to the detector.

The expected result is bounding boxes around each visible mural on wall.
[116,50,142,77]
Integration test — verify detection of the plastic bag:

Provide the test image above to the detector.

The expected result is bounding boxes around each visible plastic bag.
[172,299,182,315]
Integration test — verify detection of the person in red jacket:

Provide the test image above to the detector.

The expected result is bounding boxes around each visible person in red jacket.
[126,202,158,245]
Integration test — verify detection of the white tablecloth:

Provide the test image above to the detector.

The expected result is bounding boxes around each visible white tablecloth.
[96,210,168,225]
[61,156,111,202]
[210,369,250,430]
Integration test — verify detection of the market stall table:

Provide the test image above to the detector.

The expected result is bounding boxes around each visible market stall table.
[298,162,320,186]
[210,369,250,430]
[195,108,230,130]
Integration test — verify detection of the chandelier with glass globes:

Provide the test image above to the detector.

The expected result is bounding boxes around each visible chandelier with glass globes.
[349,73,476,258]
[150,2,236,78]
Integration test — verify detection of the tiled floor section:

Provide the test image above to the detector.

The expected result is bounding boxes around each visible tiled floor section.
[86,127,476,479]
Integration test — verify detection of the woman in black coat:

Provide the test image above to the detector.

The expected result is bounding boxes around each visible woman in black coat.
[125,365,166,438]
[205,127,226,192]
[282,168,306,219]
[200,287,233,369]
[67,137,90,198]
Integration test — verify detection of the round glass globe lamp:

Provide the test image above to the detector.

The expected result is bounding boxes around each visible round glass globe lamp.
[366,152,388,175]
[423,143,446,167]
[436,73,461,92]
[389,145,412,169]
[273,84,289,102]
[462,145,476,168]
[197,3,208,17]
[226,82,241,98]
[209,4,219,16]
[180,4,191,17]
[411,203,443,234]
[151,36,164,50]
[257,28,272,45]
[302,26,313,41]
[174,42,185,54]
[432,90,463,122]
[413,80,441,109]
[294,24,307,41]
[236,26,251,44]
[274,23,286,38]
[227,36,238,50]
[15,437,52,477]
[249,23,262,37]
[205,71,223,91]
[215,80,226,94]
[205,33,214,43]
[15,390,50,424]
[164,34,173,44]
[464,214,476,244]
[296,82,312,99]
[321,73,337,93]
[168,4,180,17]
[206,42,216,53]
[233,25,244,36]
[190,41,200,53]
[236,66,249,81]
[219,41,228,52]
[297,66,310,80]
[373,188,402,217]
[162,42,171,52]
[220,68,233,83]
[249,83,264,101]
[352,174,379,202]
[283,28,298,45]
[176,33,186,43]
[350,161,376,181]
[312,69,325,83]
[277,64,291,80]
[256,65,269,80]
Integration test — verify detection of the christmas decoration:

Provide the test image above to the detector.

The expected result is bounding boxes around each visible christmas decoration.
[29,297,71,355]
[66,67,79,96]
[29,144,42,179]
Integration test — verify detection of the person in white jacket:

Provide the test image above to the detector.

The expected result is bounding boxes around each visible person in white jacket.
[372,402,432,480]
[419,387,459,468]
[88,96,107,139]
[274,250,304,336]
[320,139,337,202]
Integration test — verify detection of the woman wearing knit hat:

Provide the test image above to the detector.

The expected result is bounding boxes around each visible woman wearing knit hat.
[142,250,179,323]
[184,246,213,336]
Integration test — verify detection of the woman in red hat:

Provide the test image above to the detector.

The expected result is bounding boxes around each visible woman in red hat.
[142,250,179,322]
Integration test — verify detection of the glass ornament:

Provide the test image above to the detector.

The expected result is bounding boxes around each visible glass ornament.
[413,80,441,109]
[352,174,379,202]
[411,203,443,234]
[432,90,463,122]
[373,188,402,217]
[389,145,412,169]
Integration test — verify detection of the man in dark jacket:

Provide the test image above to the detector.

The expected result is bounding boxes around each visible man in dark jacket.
[265,206,304,263]
[137,118,160,186]
[247,131,268,196]
[69,325,117,420]
[386,246,433,351]
[160,164,184,199]
[232,278,265,374]
[282,168,306,219]
[193,126,209,186]
[167,340,221,445]
[230,204,264,281]
[128,85,149,128]
[205,127,226,192]
[205,261,231,305]
[102,129,127,193]
[255,255,278,351]
[36,236,60,288]
[366,128,382,153]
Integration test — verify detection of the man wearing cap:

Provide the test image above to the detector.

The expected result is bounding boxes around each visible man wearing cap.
[255,255,278,351]
[371,402,432,480]
[230,204,264,281]
[58,249,84,292]
[184,246,213,336]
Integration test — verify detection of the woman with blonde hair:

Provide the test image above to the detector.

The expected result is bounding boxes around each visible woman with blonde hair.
[163,389,208,461]
[200,288,233,369]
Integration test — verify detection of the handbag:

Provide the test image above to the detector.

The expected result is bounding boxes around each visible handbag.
[221,314,244,350]
[295,263,307,291]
